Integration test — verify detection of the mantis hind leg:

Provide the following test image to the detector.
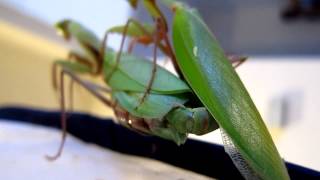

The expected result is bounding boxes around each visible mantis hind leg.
[135,18,164,109]
[46,67,113,161]
[160,27,184,78]
[124,19,183,79]
[52,51,94,90]
[101,18,159,109]
[46,68,68,161]
[100,18,176,108]
[124,18,178,108]
[102,18,175,81]
[102,19,152,82]
[52,54,95,121]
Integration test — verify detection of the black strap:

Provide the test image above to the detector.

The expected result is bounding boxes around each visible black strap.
[0,106,319,180]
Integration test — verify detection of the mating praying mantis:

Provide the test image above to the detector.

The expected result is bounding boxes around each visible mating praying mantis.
[50,0,290,179]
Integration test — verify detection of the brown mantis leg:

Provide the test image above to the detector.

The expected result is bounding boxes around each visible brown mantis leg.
[127,33,169,56]
[52,52,95,120]
[101,18,173,81]
[161,32,184,79]
[67,80,129,128]
[46,68,113,161]
[52,63,60,90]
[100,31,116,82]
[66,78,74,119]
[101,18,173,108]
[113,18,173,108]
[46,69,68,161]
[125,20,173,58]
[135,18,163,108]
[101,19,152,82]
[141,0,183,78]
[52,51,94,90]
[127,38,139,54]
[101,18,156,99]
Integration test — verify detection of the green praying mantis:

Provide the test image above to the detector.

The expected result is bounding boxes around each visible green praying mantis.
[49,0,290,179]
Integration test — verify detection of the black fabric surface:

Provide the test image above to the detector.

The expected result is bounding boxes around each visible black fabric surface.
[0,106,319,180]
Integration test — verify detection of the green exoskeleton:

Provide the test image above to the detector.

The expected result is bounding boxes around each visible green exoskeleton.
[126,0,290,179]
[50,0,289,179]
[49,19,224,160]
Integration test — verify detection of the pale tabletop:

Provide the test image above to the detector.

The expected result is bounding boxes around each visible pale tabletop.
[0,120,213,180]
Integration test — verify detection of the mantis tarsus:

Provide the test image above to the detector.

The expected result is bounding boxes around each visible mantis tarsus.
[50,0,289,180]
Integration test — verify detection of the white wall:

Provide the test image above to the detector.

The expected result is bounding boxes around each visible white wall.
[0,0,130,48]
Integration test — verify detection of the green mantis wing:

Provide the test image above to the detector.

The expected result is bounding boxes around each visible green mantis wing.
[104,51,190,94]
[172,7,289,180]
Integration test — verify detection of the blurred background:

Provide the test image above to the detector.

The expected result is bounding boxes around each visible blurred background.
[0,0,320,172]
